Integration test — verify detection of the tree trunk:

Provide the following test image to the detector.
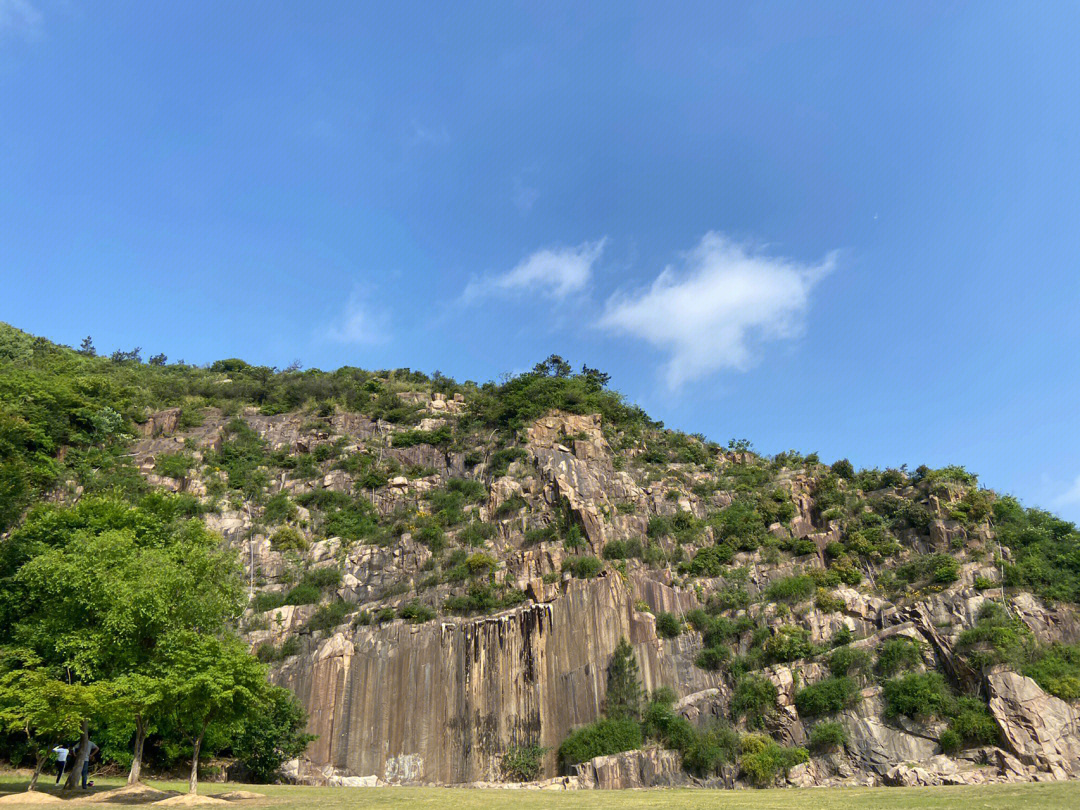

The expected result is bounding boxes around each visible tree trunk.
[127,716,146,785]
[62,721,89,791]
[188,726,205,795]
[28,750,47,791]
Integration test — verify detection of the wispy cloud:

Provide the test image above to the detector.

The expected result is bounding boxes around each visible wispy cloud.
[1054,475,1080,507]
[324,294,389,345]
[463,239,606,303]
[0,0,43,41]
[598,232,836,388]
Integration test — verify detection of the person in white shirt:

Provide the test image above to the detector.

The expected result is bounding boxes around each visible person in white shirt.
[52,746,69,784]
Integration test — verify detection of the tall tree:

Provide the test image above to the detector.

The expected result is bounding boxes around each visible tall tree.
[162,632,267,794]
[604,637,643,721]
[2,497,244,783]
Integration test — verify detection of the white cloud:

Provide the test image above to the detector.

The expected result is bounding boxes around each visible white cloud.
[1054,475,1080,507]
[598,232,836,388]
[463,239,606,302]
[0,0,43,40]
[324,294,388,344]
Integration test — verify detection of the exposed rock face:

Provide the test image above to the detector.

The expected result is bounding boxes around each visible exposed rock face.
[573,747,685,789]
[276,574,721,785]
[987,669,1080,779]
[120,405,1080,789]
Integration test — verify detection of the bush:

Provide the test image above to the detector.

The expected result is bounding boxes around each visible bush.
[875,636,923,678]
[949,697,999,747]
[562,555,603,579]
[399,600,437,623]
[794,676,858,717]
[655,611,682,639]
[270,526,307,551]
[283,583,320,605]
[808,721,847,752]
[882,672,953,720]
[938,728,962,754]
[763,626,817,663]
[154,452,195,480]
[500,744,547,782]
[828,646,872,679]
[815,588,845,613]
[685,544,734,576]
[681,723,740,776]
[557,717,643,770]
[603,538,644,560]
[731,674,778,729]
[765,575,815,603]
[739,734,809,787]
[306,600,351,633]
[495,494,529,518]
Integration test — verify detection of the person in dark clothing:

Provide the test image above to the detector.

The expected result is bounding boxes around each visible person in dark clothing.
[81,740,99,789]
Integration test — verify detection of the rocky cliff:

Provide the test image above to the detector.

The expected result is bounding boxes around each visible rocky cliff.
[114,381,1080,790]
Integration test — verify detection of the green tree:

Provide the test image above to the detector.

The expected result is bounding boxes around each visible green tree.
[0,653,104,792]
[604,637,643,721]
[162,631,267,794]
[231,686,315,783]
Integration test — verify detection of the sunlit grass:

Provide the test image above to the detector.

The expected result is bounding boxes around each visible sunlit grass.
[2,773,1080,810]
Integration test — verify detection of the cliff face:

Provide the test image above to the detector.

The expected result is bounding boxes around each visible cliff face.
[276,574,717,784]
[121,388,1080,788]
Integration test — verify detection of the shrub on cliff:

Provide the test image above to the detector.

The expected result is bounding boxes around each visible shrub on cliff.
[557,717,643,770]
[731,674,777,729]
[882,672,953,720]
[794,676,858,717]
[500,744,547,782]
[739,734,809,787]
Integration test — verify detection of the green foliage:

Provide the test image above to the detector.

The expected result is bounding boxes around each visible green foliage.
[230,685,315,783]
[895,553,960,586]
[603,538,644,560]
[605,638,643,721]
[731,675,777,728]
[557,717,643,770]
[794,676,858,717]
[495,494,529,518]
[561,555,603,579]
[882,672,953,720]
[306,600,351,633]
[765,574,816,603]
[442,583,525,615]
[993,497,1080,603]
[270,526,307,552]
[815,588,846,613]
[808,721,847,752]
[739,734,809,787]
[263,492,297,525]
[500,743,547,782]
[949,697,999,748]
[398,601,437,624]
[762,626,818,664]
[685,543,734,577]
[828,646,872,679]
[875,636,923,678]
[655,611,682,639]
[154,452,196,480]
[938,728,962,754]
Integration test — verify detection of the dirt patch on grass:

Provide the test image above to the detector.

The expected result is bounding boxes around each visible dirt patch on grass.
[153,795,231,808]
[0,793,64,805]
[83,785,180,804]
[212,793,263,802]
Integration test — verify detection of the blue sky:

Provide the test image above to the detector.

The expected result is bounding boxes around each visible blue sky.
[2,1,1079,521]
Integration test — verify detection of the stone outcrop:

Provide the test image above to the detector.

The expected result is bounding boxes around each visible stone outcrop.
[987,668,1080,779]
[573,747,685,789]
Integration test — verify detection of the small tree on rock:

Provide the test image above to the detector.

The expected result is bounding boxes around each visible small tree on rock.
[605,637,643,721]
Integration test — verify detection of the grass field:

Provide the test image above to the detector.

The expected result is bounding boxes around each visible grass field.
[2,774,1079,810]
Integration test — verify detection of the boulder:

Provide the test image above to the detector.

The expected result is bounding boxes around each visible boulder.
[986,668,1080,778]
[573,747,684,789]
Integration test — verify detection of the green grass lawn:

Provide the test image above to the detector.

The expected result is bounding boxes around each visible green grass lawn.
[2,773,1079,810]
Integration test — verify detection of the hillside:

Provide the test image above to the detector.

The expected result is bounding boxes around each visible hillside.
[2,322,1079,789]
